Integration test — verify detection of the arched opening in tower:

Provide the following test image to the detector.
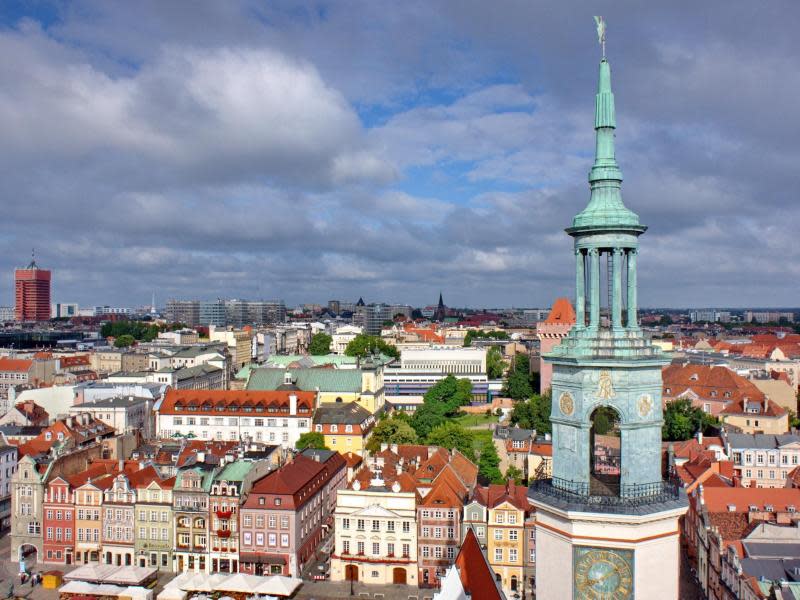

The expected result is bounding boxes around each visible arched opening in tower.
[589,406,621,496]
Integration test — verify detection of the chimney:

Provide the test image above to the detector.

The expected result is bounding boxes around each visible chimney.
[197,452,205,463]
[696,431,703,445]
[118,459,124,472]
[733,473,741,487]
[289,394,297,416]
[390,444,398,454]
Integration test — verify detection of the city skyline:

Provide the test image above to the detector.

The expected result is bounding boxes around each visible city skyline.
[1,3,798,308]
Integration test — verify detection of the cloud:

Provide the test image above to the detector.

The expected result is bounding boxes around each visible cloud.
[0,2,797,309]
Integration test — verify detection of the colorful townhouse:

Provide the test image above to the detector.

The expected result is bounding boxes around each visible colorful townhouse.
[134,470,175,569]
[173,461,218,573]
[239,450,346,577]
[483,483,531,597]
[208,459,272,574]
[417,475,466,587]
[312,402,376,456]
[42,476,75,564]
[101,471,138,566]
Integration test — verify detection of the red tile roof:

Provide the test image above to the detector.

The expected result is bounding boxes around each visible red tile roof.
[702,487,800,513]
[453,528,503,600]
[662,364,767,405]
[478,482,530,511]
[544,297,576,325]
[160,389,316,416]
[244,452,345,510]
[0,358,33,372]
[720,397,786,418]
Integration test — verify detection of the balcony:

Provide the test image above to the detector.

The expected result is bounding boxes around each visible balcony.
[528,477,687,515]
[217,529,232,538]
[216,510,233,519]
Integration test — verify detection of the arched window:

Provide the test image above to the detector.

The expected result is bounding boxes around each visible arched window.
[589,406,621,496]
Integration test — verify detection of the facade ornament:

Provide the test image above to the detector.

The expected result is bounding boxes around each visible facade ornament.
[596,370,615,400]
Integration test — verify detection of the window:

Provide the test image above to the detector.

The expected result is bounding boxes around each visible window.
[387,521,394,533]
[342,540,350,554]
[267,533,276,546]
[447,527,454,539]
[257,532,266,546]
[477,526,485,537]
[357,519,365,531]
[387,543,395,556]
[494,548,503,562]
[434,527,442,539]
[28,522,41,534]
[494,529,503,540]
[434,546,443,558]
[509,549,518,563]
[330,425,338,433]
[281,516,289,529]
[495,512,504,524]
[447,546,455,559]
[508,513,517,524]
[281,534,289,547]
[422,546,430,558]
[372,520,380,532]
[243,515,253,527]
[402,543,410,558]
[243,532,252,545]
[422,526,430,537]
[342,518,350,530]
[509,529,518,541]
[357,541,365,555]
[372,542,380,556]
[402,522,410,533]
[268,515,276,528]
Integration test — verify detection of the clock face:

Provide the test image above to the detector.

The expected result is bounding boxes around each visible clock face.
[573,546,633,599]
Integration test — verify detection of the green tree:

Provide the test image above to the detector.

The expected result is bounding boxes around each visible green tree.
[478,440,503,484]
[486,347,505,379]
[114,334,136,348]
[591,406,619,436]
[425,422,476,461]
[344,334,400,359]
[503,354,533,400]
[662,398,717,441]
[308,333,332,355]
[505,465,524,485]
[296,431,328,450]
[510,391,552,434]
[366,415,419,452]
[410,375,473,438]
[463,330,510,347]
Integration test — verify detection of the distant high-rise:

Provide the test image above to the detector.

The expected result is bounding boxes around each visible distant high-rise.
[15,256,51,322]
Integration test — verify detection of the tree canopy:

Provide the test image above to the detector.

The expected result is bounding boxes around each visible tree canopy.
[478,439,503,484]
[463,329,509,347]
[503,353,535,400]
[101,320,186,342]
[113,334,136,348]
[344,334,400,359]
[510,391,552,434]
[410,375,472,438]
[308,333,332,355]
[425,422,475,461]
[366,414,419,452]
[486,346,505,379]
[662,398,717,441]
[295,431,328,450]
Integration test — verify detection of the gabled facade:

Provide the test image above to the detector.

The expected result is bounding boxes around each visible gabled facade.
[73,476,111,564]
[134,475,175,569]
[102,472,136,566]
[417,478,465,587]
[173,462,218,573]
[42,476,74,565]
[11,454,45,564]
[331,480,418,586]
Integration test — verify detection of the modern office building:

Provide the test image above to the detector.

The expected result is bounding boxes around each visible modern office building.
[15,258,51,322]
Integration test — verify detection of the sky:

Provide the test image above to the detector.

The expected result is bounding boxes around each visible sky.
[1,1,798,309]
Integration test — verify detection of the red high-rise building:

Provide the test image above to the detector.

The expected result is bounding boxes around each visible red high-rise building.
[15,258,51,321]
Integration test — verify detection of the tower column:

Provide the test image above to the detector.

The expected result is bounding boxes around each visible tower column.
[575,249,585,328]
[589,248,600,328]
[627,249,638,328]
[612,247,623,330]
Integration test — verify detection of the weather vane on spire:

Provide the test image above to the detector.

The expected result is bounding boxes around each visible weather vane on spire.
[594,16,606,59]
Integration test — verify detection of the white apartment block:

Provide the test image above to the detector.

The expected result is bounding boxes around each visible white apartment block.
[331,479,418,586]
[155,390,315,448]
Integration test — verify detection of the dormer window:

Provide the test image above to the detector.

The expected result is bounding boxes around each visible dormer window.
[690,374,699,381]
[45,432,52,441]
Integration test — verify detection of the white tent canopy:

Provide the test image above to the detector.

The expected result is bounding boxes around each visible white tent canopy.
[169,573,301,598]
[64,563,158,587]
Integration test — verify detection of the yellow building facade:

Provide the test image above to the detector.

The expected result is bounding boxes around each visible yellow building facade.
[486,494,527,595]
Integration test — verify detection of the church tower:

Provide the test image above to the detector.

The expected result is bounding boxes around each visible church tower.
[528,23,687,600]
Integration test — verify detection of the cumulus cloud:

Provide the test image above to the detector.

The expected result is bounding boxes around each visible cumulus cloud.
[0,2,797,308]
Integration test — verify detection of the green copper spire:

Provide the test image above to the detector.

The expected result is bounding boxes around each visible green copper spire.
[571,57,641,230]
